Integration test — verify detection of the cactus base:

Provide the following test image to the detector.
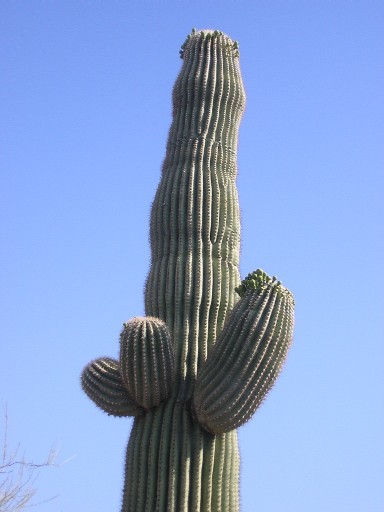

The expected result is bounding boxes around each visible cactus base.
[123,401,239,512]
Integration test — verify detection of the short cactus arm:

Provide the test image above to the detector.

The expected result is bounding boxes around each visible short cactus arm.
[81,357,144,417]
[192,270,294,434]
[82,317,175,415]
[119,317,175,409]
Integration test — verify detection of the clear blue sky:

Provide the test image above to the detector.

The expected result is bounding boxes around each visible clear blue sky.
[1,1,383,511]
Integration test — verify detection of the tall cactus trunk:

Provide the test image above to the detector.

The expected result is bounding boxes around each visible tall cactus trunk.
[81,29,294,512]
[123,32,244,510]
[145,30,245,396]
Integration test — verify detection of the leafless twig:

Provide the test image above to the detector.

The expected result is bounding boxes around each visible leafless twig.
[0,406,64,511]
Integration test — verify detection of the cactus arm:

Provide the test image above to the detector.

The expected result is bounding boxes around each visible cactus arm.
[192,270,294,434]
[81,357,144,417]
[119,317,175,409]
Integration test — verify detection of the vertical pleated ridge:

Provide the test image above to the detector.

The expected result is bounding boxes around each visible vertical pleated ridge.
[122,401,239,512]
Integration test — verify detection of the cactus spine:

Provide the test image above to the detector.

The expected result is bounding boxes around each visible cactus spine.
[82,29,294,512]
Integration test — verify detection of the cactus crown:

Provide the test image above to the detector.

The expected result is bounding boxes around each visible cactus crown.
[179,28,240,59]
[235,268,293,301]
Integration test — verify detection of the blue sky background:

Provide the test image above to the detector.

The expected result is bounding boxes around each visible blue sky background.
[1,1,383,511]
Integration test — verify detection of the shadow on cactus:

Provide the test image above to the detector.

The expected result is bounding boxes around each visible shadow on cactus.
[81,28,294,512]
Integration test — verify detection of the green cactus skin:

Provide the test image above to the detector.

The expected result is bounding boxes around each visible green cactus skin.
[82,357,144,417]
[120,317,175,409]
[81,29,294,512]
[192,271,294,434]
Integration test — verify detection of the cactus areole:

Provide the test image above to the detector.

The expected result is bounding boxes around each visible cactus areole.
[82,29,294,512]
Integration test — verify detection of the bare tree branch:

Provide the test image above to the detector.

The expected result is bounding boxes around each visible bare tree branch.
[0,406,64,511]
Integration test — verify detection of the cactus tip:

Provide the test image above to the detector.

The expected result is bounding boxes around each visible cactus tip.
[236,269,276,297]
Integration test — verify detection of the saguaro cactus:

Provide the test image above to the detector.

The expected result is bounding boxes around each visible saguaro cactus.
[82,29,294,512]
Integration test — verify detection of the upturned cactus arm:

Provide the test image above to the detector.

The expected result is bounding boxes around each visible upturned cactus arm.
[81,357,144,417]
[119,317,175,409]
[192,270,294,434]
